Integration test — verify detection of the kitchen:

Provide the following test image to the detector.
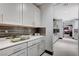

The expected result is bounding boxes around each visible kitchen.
[0,3,47,56]
[0,3,78,56]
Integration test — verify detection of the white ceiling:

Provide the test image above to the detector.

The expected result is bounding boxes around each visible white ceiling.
[34,3,78,7]
[34,3,43,6]
[33,3,44,7]
[34,3,63,6]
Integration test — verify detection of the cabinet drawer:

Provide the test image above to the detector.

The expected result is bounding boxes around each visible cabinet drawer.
[11,48,27,56]
[0,43,27,56]
[28,39,40,47]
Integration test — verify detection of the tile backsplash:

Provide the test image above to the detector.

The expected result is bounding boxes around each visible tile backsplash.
[0,26,35,37]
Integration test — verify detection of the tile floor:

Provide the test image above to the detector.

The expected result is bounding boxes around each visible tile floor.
[42,53,51,56]
[53,37,78,56]
[42,34,78,56]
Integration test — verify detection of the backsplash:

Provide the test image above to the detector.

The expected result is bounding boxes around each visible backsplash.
[0,26,35,37]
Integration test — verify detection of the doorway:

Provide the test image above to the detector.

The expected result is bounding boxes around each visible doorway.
[63,25,73,38]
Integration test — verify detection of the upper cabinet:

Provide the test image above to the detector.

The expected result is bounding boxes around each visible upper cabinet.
[0,3,41,26]
[34,6,41,26]
[22,4,41,26]
[2,3,20,25]
[0,4,3,23]
[22,4,34,26]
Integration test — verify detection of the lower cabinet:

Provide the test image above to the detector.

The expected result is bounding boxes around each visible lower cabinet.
[28,37,45,56]
[0,43,28,56]
[11,48,27,56]
[38,39,45,55]
[28,43,39,56]
[0,37,45,56]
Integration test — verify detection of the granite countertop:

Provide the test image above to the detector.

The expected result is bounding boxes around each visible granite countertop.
[0,36,44,50]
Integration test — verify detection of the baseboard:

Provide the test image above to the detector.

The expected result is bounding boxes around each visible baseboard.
[53,39,60,44]
[40,50,46,56]
[45,50,53,55]
[72,37,74,39]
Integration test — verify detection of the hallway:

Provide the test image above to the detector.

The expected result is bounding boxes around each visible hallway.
[53,37,78,56]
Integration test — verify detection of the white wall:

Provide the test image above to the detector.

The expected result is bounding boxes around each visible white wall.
[73,20,78,29]
[53,4,78,21]
[40,3,53,52]
[78,11,79,56]
[72,19,78,39]
[58,20,63,38]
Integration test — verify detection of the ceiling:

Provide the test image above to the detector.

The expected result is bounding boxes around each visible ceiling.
[34,3,43,6]
[33,3,70,8]
[33,3,44,7]
[34,3,78,7]
[34,3,66,7]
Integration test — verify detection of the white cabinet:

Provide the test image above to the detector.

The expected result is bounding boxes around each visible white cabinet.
[0,4,3,23]
[28,37,45,56]
[11,48,27,56]
[0,11,2,23]
[22,4,34,26]
[27,38,40,56]
[34,6,41,26]
[38,38,45,55]
[0,37,45,56]
[0,3,41,26]
[28,43,39,56]
[22,3,41,26]
[2,3,20,25]
[0,43,27,56]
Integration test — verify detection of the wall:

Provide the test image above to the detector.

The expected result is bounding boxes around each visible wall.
[53,4,78,21]
[73,19,78,29]
[58,19,63,39]
[72,19,78,39]
[40,3,53,52]
[78,10,79,56]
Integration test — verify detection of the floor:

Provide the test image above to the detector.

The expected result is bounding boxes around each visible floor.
[42,53,51,56]
[42,34,78,56]
[53,36,78,56]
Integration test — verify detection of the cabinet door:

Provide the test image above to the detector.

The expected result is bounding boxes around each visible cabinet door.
[0,9,2,23]
[45,36,53,52]
[11,49,27,56]
[23,4,34,26]
[0,4,3,23]
[3,3,20,25]
[38,39,45,55]
[34,6,40,26]
[28,44,39,56]
[0,42,27,56]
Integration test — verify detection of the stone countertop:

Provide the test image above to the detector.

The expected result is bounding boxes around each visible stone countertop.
[0,36,44,50]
